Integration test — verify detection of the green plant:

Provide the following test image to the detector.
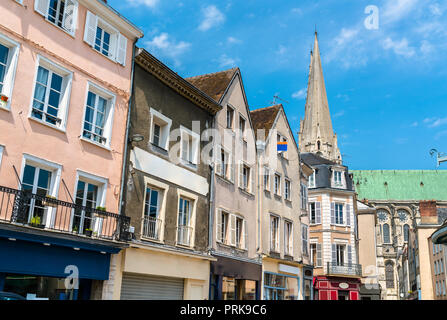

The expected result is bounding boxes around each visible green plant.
[96,206,106,212]
[85,228,92,232]
[31,216,41,225]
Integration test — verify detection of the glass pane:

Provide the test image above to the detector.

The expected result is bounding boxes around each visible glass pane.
[50,73,63,92]
[33,83,47,103]
[36,67,49,85]
[48,90,61,109]
[0,44,9,65]
[95,112,104,128]
[37,169,51,189]
[76,181,85,200]
[22,165,36,187]
[86,184,98,202]
[97,97,107,113]
[87,91,96,107]
[0,65,6,87]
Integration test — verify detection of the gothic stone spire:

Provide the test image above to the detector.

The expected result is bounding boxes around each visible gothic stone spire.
[298,32,342,164]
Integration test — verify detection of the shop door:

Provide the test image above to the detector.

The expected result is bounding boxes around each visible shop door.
[120,274,184,300]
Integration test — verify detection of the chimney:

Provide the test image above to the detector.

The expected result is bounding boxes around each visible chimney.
[419,200,437,224]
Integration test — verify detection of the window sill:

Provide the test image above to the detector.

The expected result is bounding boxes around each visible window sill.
[0,104,10,112]
[176,242,194,250]
[216,174,234,185]
[141,236,164,245]
[239,187,254,197]
[179,159,198,171]
[41,16,75,39]
[85,41,125,67]
[28,116,66,134]
[80,136,111,151]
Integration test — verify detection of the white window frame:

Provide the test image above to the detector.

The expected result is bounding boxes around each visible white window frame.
[263,166,270,192]
[34,0,79,36]
[216,209,230,245]
[238,113,246,140]
[179,125,200,166]
[0,33,20,111]
[334,203,344,225]
[308,172,316,188]
[332,170,344,188]
[216,145,233,182]
[235,215,244,249]
[83,10,127,65]
[80,81,116,149]
[274,173,281,196]
[284,219,293,256]
[302,224,309,256]
[300,183,308,209]
[0,145,3,169]
[270,214,280,253]
[29,55,73,132]
[176,189,197,248]
[226,105,235,130]
[149,108,172,150]
[284,178,291,201]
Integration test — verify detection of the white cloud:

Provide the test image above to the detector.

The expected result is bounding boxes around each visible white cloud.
[276,45,287,55]
[333,110,345,118]
[145,33,191,66]
[227,36,242,44]
[326,27,368,69]
[382,37,416,58]
[429,3,443,16]
[218,54,238,68]
[424,117,447,128]
[382,0,419,24]
[291,8,302,15]
[125,0,158,8]
[292,88,306,100]
[198,5,225,31]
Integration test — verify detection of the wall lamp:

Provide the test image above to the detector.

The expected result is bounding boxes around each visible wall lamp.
[129,134,144,143]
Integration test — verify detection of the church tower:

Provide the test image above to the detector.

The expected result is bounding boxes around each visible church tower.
[298,32,342,164]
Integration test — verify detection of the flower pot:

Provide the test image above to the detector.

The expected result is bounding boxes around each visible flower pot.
[84,230,93,237]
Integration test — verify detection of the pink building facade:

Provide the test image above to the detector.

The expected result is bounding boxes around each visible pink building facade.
[0,0,142,300]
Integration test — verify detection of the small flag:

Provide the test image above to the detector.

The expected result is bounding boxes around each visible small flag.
[277,141,288,152]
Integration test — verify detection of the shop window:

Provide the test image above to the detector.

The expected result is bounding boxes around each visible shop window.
[263,272,299,300]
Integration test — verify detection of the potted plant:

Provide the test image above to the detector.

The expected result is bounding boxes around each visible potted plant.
[84,228,93,237]
[96,206,106,212]
[42,195,57,207]
[30,216,45,229]
[0,94,8,108]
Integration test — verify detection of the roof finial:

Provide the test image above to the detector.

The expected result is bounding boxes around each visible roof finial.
[315,24,317,36]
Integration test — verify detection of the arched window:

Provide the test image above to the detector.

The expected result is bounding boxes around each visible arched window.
[317,141,321,150]
[383,223,390,244]
[385,261,394,288]
[404,224,410,242]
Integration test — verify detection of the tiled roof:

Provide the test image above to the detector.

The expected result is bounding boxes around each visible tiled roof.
[351,170,447,201]
[249,104,282,140]
[186,68,238,103]
[300,153,337,166]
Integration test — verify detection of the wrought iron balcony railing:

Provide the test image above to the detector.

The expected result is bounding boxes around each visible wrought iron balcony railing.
[0,185,131,242]
[141,216,162,240]
[177,225,193,246]
[327,262,362,277]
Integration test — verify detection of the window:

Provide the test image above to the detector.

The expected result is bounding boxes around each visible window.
[308,172,315,188]
[142,186,161,240]
[274,174,281,196]
[302,224,308,256]
[217,211,229,244]
[177,197,193,246]
[226,106,234,129]
[334,203,344,225]
[31,57,72,129]
[300,183,308,209]
[263,167,270,191]
[264,272,299,300]
[284,221,293,256]
[84,11,127,65]
[150,108,172,150]
[385,261,394,288]
[0,34,20,110]
[404,224,410,242]
[239,115,246,138]
[239,164,253,193]
[277,133,288,158]
[34,0,78,35]
[82,83,115,147]
[284,179,291,200]
[309,202,316,224]
[311,243,322,267]
[235,217,244,248]
[180,126,200,165]
[383,223,391,244]
[270,215,280,252]
[216,146,233,181]
[335,244,345,266]
[0,145,3,168]
[333,170,342,186]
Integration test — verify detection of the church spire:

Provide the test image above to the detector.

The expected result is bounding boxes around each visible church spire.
[298,33,342,164]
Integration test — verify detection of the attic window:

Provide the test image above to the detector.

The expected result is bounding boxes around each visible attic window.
[420,182,424,187]
[384,182,388,186]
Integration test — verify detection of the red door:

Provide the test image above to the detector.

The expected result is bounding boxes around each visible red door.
[330,290,338,300]
[319,290,329,300]
[349,291,359,300]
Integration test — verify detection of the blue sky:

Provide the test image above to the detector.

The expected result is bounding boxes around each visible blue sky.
[109,0,447,170]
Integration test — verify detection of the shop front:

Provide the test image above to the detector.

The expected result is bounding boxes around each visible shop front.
[209,254,262,300]
[0,227,124,300]
[262,258,304,300]
[314,276,361,300]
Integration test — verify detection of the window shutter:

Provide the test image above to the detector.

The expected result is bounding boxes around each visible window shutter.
[64,0,78,35]
[330,202,335,225]
[317,243,322,267]
[229,154,235,182]
[243,219,248,249]
[316,202,321,224]
[216,210,222,243]
[331,243,336,264]
[346,204,351,226]
[35,0,49,16]
[215,145,222,176]
[239,163,243,188]
[230,214,236,246]
[276,221,280,251]
[348,245,352,267]
[84,11,98,47]
[116,33,127,66]
[289,224,293,255]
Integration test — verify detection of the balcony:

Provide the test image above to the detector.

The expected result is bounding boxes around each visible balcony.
[141,216,162,240]
[177,225,193,246]
[327,262,362,277]
[0,185,131,242]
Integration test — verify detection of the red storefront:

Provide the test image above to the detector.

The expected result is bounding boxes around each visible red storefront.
[314,276,361,300]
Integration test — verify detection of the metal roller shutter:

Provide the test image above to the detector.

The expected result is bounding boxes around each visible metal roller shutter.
[120,273,184,300]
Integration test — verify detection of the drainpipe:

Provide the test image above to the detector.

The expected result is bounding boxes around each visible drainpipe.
[118,39,138,216]
[256,140,266,254]
[208,117,216,251]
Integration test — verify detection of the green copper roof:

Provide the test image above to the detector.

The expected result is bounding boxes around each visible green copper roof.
[351,170,447,201]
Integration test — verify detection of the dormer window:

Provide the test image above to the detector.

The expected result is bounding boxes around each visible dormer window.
[333,170,343,187]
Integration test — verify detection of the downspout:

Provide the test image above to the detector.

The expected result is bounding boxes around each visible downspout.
[118,39,138,216]
[208,116,216,251]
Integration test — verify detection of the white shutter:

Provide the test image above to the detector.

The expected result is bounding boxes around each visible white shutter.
[332,244,337,264]
[289,223,293,255]
[230,214,236,246]
[316,243,322,267]
[239,163,243,188]
[346,204,351,226]
[316,202,321,224]
[35,0,49,16]
[243,219,248,249]
[250,166,255,194]
[330,202,335,225]
[215,145,222,176]
[63,0,78,35]
[229,154,234,182]
[84,11,98,47]
[116,33,127,66]
[216,210,222,243]
[348,245,352,266]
